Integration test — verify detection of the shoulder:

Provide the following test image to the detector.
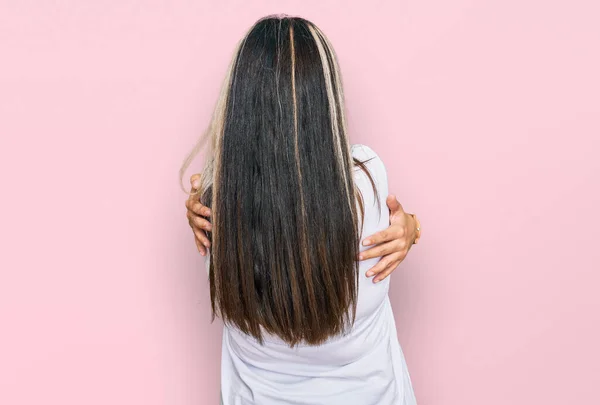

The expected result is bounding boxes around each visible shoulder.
[351,143,379,161]
[351,144,390,228]
[351,144,387,176]
[351,143,388,194]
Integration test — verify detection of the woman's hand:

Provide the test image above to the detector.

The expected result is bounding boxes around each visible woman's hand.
[185,174,212,256]
[186,172,419,279]
[359,195,419,283]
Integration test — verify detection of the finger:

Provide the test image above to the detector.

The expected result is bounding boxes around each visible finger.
[358,240,401,261]
[373,261,399,283]
[386,194,402,213]
[186,199,211,217]
[193,226,211,248]
[366,255,394,277]
[190,173,202,192]
[188,213,209,245]
[188,211,213,232]
[365,251,404,275]
[187,174,203,203]
[195,237,207,256]
[361,225,402,247]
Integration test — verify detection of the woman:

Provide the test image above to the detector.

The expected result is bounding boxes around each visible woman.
[181,15,420,405]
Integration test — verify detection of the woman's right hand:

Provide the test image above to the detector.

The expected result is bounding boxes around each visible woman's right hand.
[185,174,212,256]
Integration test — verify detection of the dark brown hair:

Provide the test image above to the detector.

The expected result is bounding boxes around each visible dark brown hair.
[181,15,379,346]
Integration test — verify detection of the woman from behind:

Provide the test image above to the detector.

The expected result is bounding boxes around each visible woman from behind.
[180,15,418,405]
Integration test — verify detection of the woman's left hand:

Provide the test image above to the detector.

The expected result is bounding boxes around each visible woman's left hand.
[186,174,212,256]
[359,195,419,283]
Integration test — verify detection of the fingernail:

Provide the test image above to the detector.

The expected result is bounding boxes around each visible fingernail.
[193,180,201,189]
[366,271,374,277]
[358,254,364,260]
[374,278,380,283]
[204,242,210,248]
[363,239,371,246]
[200,251,205,256]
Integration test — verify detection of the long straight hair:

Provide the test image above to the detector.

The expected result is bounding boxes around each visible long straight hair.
[180,15,378,346]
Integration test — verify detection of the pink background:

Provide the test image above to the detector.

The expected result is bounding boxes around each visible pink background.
[1,1,599,404]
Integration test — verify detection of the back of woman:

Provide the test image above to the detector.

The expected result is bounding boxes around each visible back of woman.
[220,144,419,405]
[180,15,417,405]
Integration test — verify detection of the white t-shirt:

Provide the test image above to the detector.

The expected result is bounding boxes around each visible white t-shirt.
[208,144,417,405]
